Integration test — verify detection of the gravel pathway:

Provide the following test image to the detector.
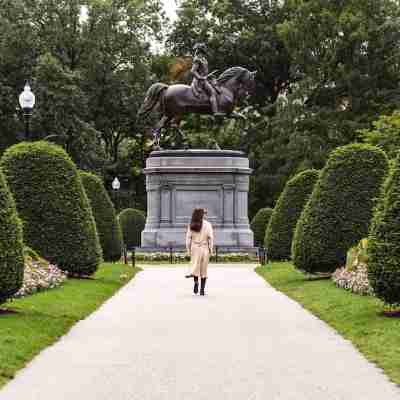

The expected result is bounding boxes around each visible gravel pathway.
[0,265,399,400]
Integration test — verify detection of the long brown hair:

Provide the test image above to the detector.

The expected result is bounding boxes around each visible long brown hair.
[190,208,204,232]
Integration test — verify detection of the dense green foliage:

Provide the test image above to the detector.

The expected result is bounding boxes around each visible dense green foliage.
[0,169,24,304]
[361,110,400,160]
[368,154,400,306]
[168,0,400,215]
[256,263,400,385]
[292,144,388,274]
[168,0,290,107]
[0,262,140,389]
[81,172,123,262]
[265,169,319,261]
[1,141,102,276]
[1,1,400,213]
[0,0,164,209]
[250,208,273,247]
[118,208,146,249]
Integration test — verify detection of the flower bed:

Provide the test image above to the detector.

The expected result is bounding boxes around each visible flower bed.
[332,264,373,296]
[134,252,256,263]
[332,239,373,296]
[14,248,67,298]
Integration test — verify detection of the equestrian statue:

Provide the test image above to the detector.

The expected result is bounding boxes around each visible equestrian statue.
[138,43,257,149]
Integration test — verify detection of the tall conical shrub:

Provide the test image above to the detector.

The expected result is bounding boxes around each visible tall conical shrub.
[118,208,145,248]
[250,208,273,247]
[1,141,102,276]
[81,172,123,262]
[265,169,319,261]
[292,144,388,274]
[0,170,24,304]
[368,154,400,306]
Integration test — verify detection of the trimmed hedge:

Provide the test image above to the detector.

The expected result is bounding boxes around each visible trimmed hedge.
[0,169,24,304]
[250,207,273,247]
[292,144,388,274]
[265,169,319,261]
[81,172,123,262]
[368,154,400,305]
[118,208,146,248]
[1,141,102,276]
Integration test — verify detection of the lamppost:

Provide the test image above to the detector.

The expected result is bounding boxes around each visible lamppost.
[112,177,121,210]
[112,177,121,191]
[19,82,36,140]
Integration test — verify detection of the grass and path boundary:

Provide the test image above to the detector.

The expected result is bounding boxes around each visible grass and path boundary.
[2,261,399,391]
[256,262,400,385]
[0,262,140,388]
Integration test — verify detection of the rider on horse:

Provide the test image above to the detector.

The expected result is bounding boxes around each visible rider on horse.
[191,43,225,118]
[137,41,256,149]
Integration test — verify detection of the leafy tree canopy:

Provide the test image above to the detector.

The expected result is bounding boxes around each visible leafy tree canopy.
[360,110,400,160]
[1,0,400,214]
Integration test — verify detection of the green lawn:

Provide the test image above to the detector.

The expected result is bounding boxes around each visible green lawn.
[0,262,140,388]
[256,262,400,385]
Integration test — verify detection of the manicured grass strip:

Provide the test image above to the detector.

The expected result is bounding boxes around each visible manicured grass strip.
[256,262,400,385]
[0,263,140,388]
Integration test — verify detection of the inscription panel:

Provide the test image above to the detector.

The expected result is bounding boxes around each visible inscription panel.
[174,187,222,225]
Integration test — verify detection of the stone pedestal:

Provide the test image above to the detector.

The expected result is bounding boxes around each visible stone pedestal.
[141,149,254,251]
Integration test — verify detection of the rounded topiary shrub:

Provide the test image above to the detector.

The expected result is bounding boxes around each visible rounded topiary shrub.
[1,141,102,276]
[0,169,24,304]
[118,208,146,249]
[250,207,273,247]
[292,144,389,274]
[265,169,319,261]
[80,172,123,262]
[367,154,400,306]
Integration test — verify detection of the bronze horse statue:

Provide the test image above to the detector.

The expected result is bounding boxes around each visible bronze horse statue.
[138,67,257,148]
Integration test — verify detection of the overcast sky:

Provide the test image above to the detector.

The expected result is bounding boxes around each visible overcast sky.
[163,0,178,21]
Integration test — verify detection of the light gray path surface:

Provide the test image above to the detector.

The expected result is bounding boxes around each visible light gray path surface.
[1,265,399,400]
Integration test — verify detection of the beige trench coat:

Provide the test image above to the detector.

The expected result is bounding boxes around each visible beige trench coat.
[186,220,214,278]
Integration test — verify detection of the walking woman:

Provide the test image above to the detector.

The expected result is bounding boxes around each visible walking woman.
[185,208,214,295]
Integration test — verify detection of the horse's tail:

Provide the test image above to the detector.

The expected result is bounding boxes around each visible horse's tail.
[137,83,169,119]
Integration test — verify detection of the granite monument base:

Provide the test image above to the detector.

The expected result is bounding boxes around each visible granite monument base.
[141,149,254,252]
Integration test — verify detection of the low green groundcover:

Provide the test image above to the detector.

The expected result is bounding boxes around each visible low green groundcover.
[256,262,400,385]
[0,263,140,388]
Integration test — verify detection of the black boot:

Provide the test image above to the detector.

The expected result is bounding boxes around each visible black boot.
[200,278,207,296]
[193,277,199,294]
